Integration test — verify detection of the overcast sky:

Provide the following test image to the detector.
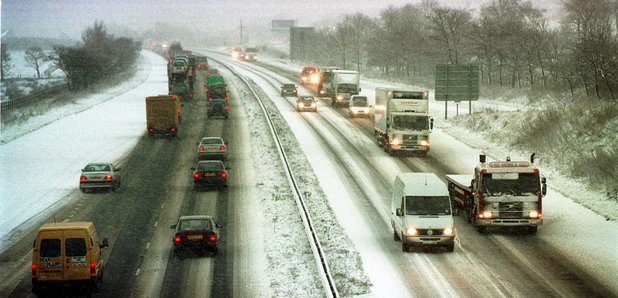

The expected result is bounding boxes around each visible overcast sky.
[2,0,561,41]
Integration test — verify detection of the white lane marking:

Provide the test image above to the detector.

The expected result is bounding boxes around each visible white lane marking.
[146,242,150,249]
[135,268,141,276]
[154,221,158,227]
[62,219,69,222]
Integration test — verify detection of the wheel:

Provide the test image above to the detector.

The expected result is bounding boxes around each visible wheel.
[528,226,538,234]
[476,225,487,234]
[80,187,86,193]
[32,281,41,294]
[112,182,119,192]
[446,243,455,252]
[402,243,408,252]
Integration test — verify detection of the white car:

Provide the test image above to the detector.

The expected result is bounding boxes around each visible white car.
[197,137,227,161]
[79,162,121,193]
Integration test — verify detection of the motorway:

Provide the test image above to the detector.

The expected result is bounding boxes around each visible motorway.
[0,50,615,297]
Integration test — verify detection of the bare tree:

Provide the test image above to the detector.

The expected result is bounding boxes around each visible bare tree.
[24,46,47,79]
[428,4,473,64]
[1,45,13,80]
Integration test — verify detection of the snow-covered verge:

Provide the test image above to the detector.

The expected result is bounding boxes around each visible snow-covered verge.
[229,73,371,296]
[445,100,618,221]
[0,51,158,252]
[1,54,149,144]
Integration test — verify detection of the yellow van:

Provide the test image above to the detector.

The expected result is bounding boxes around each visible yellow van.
[31,222,109,294]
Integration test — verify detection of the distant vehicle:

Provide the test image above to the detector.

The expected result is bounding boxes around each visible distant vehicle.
[196,56,209,70]
[31,221,109,294]
[171,59,188,74]
[196,137,227,161]
[241,47,258,61]
[145,95,181,137]
[207,68,221,76]
[330,70,361,107]
[296,96,318,112]
[348,95,371,118]
[79,162,121,193]
[280,83,298,96]
[207,100,229,119]
[191,160,230,190]
[391,172,455,252]
[316,66,340,96]
[170,215,221,257]
[300,66,319,85]
[228,47,242,59]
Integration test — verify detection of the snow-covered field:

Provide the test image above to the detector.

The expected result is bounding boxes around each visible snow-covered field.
[1,49,617,295]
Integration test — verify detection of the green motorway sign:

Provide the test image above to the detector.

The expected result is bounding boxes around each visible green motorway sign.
[434,64,480,102]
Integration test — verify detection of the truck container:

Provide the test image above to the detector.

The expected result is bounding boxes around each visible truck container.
[146,95,181,137]
[374,88,433,156]
[445,153,547,234]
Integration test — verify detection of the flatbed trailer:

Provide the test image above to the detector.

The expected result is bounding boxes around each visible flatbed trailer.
[445,174,474,222]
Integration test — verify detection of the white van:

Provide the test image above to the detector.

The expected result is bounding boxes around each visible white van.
[390,173,455,252]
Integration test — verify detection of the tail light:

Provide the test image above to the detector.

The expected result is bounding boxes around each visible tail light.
[31,264,37,277]
[224,96,228,101]
[177,107,181,114]
[199,146,205,152]
[104,175,112,181]
[209,233,217,241]
[174,235,182,243]
[205,87,209,92]
[219,146,225,151]
[80,176,87,181]
[170,127,177,132]
[205,64,209,69]
[225,106,229,110]
[90,262,96,275]
[208,98,213,101]
[480,211,493,219]
[219,171,228,178]
[193,172,201,180]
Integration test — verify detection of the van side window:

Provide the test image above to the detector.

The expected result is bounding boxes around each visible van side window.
[40,239,61,257]
[66,238,87,257]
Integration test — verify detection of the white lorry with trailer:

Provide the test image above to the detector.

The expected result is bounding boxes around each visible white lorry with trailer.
[391,172,455,252]
[374,88,433,156]
[445,153,547,234]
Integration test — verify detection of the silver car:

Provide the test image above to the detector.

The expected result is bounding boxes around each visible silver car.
[197,137,227,161]
[79,162,121,193]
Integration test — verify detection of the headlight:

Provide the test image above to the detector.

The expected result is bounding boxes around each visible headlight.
[310,75,319,84]
[528,210,540,218]
[298,102,305,108]
[302,76,308,82]
[443,228,454,236]
[419,140,429,146]
[390,137,400,145]
[406,227,417,236]
[480,211,493,219]
[336,95,343,100]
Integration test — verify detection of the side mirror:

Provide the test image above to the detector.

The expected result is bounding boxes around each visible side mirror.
[191,167,196,171]
[430,117,434,131]
[115,168,121,171]
[359,88,362,91]
[170,224,177,229]
[100,238,109,249]
[216,223,222,228]
[541,177,547,196]
[396,208,403,217]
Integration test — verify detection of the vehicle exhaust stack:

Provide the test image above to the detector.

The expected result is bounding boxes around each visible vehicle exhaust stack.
[530,152,536,164]
[479,152,486,164]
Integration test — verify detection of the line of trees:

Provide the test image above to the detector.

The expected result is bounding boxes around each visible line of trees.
[49,21,138,90]
[301,0,617,100]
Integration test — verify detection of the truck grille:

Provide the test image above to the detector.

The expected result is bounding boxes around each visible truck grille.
[417,229,444,236]
[402,135,418,145]
[499,202,523,218]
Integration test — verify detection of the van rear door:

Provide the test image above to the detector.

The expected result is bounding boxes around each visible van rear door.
[63,231,90,281]
[35,230,65,281]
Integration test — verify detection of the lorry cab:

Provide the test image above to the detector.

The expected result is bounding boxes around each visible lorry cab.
[31,222,109,294]
[390,173,455,252]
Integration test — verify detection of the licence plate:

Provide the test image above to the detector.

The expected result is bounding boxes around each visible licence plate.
[91,176,101,179]
[41,272,62,279]
[187,235,203,240]
[203,172,215,177]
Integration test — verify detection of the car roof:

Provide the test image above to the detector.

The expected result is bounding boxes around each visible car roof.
[299,96,314,100]
[201,137,223,141]
[86,162,112,166]
[283,83,295,86]
[178,215,213,221]
[197,160,224,165]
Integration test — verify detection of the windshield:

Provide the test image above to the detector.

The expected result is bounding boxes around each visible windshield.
[197,162,223,171]
[392,115,428,130]
[482,172,540,195]
[405,196,451,215]
[202,138,223,145]
[337,84,357,93]
[352,97,368,107]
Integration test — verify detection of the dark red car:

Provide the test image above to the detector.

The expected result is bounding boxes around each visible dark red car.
[171,215,221,257]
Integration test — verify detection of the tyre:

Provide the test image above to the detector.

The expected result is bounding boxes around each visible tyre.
[32,281,41,294]
[476,225,487,234]
[393,228,401,241]
[401,243,408,252]
[80,187,86,193]
[446,243,455,252]
[528,226,538,234]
